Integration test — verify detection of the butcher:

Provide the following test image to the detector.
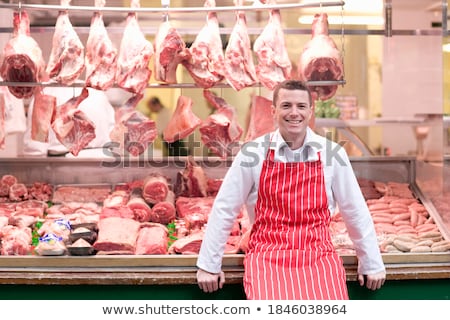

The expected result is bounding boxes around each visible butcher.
[196,80,386,299]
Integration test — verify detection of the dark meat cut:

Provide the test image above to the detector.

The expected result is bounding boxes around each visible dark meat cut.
[135,223,168,255]
[298,13,343,100]
[51,87,96,156]
[244,95,276,141]
[85,0,118,90]
[93,217,141,253]
[199,90,243,158]
[31,89,56,143]
[163,95,201,143]
[154,18,189,84]
[116,0,153,94]
[223,0,257,91]
[46,0,85,85]
[0,10,46,99]
[253,0,292,90]
[182,0,225,88]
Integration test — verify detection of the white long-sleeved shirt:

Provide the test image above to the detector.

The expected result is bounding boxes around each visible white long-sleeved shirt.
[197,127,385,276]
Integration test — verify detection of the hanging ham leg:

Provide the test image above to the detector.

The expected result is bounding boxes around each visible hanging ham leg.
[116,0,153,94]
[46,0,85,85]
[154,17,189,84]
[163,95,202,143]
[0,10,46,99]
[181,0,225,88]
[298,13,343,100]
[85,0,118,90]
[253,0,292,90]
[224,0,257,91]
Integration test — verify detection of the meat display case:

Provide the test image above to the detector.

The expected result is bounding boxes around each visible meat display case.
[0,156,449,300]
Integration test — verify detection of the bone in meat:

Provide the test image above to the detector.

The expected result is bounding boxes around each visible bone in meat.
[31,89,56,143]
[163,95,201,143]
[253,0,292,90]
[298,13,344,100]
[46,0,85,85]
[85,0,118,90]
[0,10,46,99]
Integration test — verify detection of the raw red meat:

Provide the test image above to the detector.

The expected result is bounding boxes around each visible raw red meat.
[135,223,168,255]
[127,196,152,223]
[142,173,169,205]
[150,190,176,225]
[93,217,141,253]
[46,0,85,85]
[0,93,4,148]
[298,13,344,100]
[9,183,28,201]
[182,0,225,88]
[0,225,32,255]
[224,0,257,91]
[245,95,276,141]
[253,0,292,90]
[168,231,203,255]
[51,88,96,156]
[199,90,243,158]
[31,89,56,142]
[175,196,215,219]
[163,95,201,143]
[154,19,189,84]
[0,10,46,99]
[85,0,118,90]
[174,157,208,197]
[116,0,153,94]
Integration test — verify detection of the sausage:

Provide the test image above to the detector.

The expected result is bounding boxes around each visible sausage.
[392,212,411,222]
[410,245,432,253]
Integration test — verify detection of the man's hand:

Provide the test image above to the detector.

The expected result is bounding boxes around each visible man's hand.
[358,271,386,290]
[197,268,225,293]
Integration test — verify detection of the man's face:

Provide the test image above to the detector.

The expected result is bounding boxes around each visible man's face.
[272,88,312,144]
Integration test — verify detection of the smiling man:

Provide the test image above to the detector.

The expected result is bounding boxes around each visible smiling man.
[196,80,386,300]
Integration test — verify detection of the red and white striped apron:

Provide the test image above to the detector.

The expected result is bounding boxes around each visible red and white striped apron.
[243,149,348,300]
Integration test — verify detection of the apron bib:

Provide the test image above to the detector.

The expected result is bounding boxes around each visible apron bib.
[243,148,348,300]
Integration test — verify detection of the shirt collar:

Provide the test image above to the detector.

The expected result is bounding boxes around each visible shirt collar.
[270,128,320,161]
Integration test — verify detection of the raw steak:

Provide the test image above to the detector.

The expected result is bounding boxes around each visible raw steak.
[154,18,189,84]
[298,13,343,100]
[150,190,176,225]
[116,0,153,94]
[93,217,141,253]
[224,0,257,91]
[0,10,46,99]
[253,0,292,90]
[85,0,118,90]
[168,231,203,255]
[245,95,276,141]
[199,90,243,158]
[142,173,169,205]
[175,196,215,219]
[135,223,168,255]
[46,0,85,85]
[163,95,201,143]
[51,87,96,156]
[182,0,225,88]
[31,89,56,142]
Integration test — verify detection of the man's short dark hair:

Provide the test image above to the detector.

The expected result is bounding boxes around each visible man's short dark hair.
[272,80,312,106]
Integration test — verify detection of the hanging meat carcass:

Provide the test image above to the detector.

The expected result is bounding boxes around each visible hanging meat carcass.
[46,0,85,85]
[253,0,292,90]
[154,13,189,84]
[31,89,57,143]
[298,13,344,100]
[181,0,225,88]
[85,0,118,90]
[224,0,257,91]
[51,87,96,156]
[109,94,158,157]
[199,90,243,158]
[116,0,153,94]
[163,95,202,143]
[0,10,46,99]
[245,94,276,141]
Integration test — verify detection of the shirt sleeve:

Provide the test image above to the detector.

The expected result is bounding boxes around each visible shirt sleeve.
[330,145,386,275]
[196,149,257,274]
